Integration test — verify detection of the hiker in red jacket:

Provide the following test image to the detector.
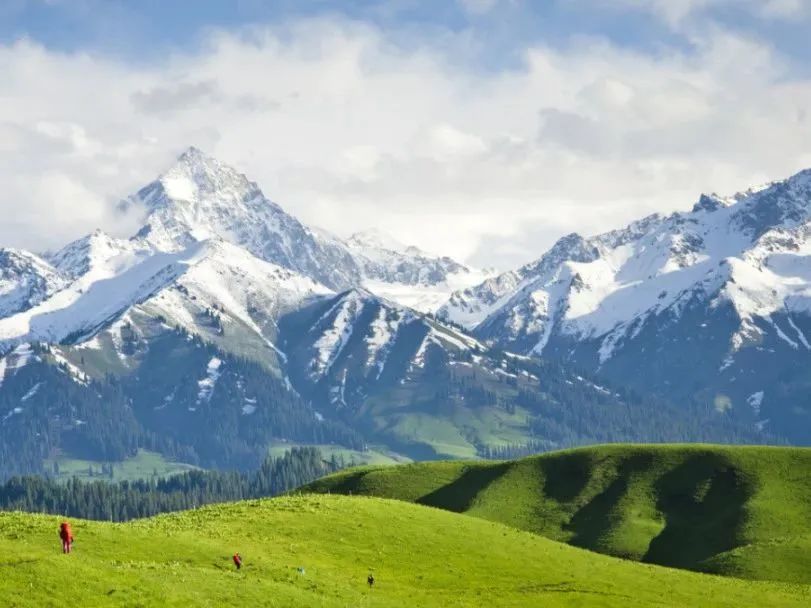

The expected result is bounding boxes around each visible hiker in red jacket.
[232,553,242,570]
[59,522,73,554]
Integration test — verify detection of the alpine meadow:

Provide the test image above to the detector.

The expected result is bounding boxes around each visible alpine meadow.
[2,1,811,606]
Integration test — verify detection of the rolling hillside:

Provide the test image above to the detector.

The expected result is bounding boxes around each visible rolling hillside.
[305,444,811,584]
[1,494,809,607]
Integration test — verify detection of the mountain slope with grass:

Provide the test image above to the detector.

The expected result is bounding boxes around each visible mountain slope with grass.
[305,444,811,584]
[1,494,809,607]
[279,289,762,459]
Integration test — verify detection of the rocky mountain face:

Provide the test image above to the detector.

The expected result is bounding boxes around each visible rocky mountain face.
[443,169,811,444]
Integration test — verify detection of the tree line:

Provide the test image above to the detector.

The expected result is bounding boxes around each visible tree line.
[0,447,335,522]
[0,335,364,479]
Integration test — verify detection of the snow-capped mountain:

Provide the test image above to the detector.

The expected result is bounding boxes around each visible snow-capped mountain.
[47,229,154,280]
[442,168,811,444]
[439,232,602,329]
[280,288,488,409]
[0,249,67,318]
[123,147,361,291]
[0,148,543,469]
[346,228,495,312]
[0,146,785,479]
[0,236,329,372]
[0,148,488,354]
[276,287,729,458]
[119,147,489,308]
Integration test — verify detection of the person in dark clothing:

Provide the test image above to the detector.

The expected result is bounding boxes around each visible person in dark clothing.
[233,553,243,570]
[367,573,375,589]
[59,522,74,554]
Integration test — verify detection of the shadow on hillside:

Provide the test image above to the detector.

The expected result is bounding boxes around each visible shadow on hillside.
[417,463,510,512]
[564,452,654,551]
[643,454,753,571]
[539,451,594,503]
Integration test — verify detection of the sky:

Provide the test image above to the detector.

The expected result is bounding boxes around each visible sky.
[2,0,811,269]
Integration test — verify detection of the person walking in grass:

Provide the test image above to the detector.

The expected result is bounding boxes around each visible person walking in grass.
[59,522,74,554]
[233,553,243,570]
[367,573,375,589]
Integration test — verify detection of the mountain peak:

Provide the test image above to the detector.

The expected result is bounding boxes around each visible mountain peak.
[783,167,811,195]
[49,229,147,279]
[692,193,730,213]
[122,148,362,290]
[156,147,257,206]
[176,145,207,163]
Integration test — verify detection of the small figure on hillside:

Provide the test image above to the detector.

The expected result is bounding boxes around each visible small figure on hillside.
[233,553,243,570]
[367,573,375,589]
[59,521,74,554]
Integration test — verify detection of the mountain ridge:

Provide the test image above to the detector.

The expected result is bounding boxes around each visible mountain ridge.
[0,147,800,479]
[439,166,811,444]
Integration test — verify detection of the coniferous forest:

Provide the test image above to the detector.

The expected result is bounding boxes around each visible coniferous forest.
[0,447,334,522]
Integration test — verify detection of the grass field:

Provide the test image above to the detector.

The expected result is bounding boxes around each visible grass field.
[268,444,411,466]
[360,367,539,459]
[1,494,809,607]
[305,444,811,584]
[44,449,197,482]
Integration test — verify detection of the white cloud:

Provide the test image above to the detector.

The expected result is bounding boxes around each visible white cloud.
[759,0,808,20]
[1,18,811,269]
[612,0,810,26]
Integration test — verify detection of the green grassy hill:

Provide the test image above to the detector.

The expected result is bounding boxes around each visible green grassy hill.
[1,494,809,607]
[44,449,198,482]
[304,444,811,584]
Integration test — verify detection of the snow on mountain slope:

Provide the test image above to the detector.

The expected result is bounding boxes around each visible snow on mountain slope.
[438,232,606,329]
[361,268,495,314]
[139,239,331,367]
[438,270,523,329]
[276,287,728,459]
[120,148,485,310]
[0,240,211,350]
[123,147,361,291]
[347,228,469,286]
[435,166,811,443]
[48,229,154,280]
[1,146,791,469]
[346,229,494,312]
[446,168,811,360]
[0,343,36,388]
[309,289,368,380]
[0,237,333,400]
[0,249,67,318]
[279,288,491,411]
[0,148,486,371]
